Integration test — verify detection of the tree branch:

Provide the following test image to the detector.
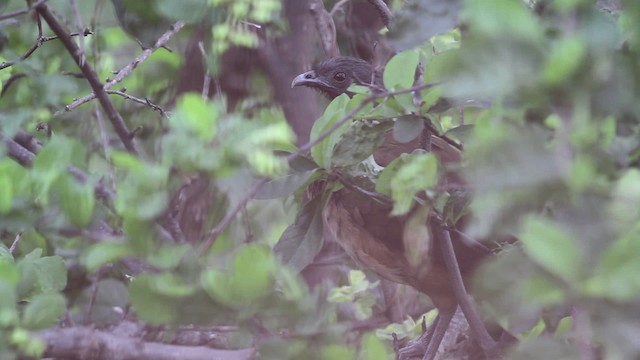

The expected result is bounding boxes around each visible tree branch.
[34,3,138,153]
[431,220,497,357]
[57,21,184,115]
[36,326,255,360]
[366,0,393,29]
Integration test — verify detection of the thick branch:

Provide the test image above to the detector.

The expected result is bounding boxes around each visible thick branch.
[366,0,393,29]
[36,326,255,360]
[432,220,497,356]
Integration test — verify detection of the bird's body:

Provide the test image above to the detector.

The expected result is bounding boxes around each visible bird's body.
[293,56,497,359]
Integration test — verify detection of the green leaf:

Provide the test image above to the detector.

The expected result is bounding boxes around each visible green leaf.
[55,175,95,228]
[384,49,420,90]
[147,273,196,297]
[309,94,351,168]
[0,260,18,285]
[273,190,328,272]
[443,124,474,143]
[376,156,407,196]
[33,256,67,294]
[393,115,424,143]
[388,152,439,215]
[32,136,84,205]
[0,173,13,213]
[587,225,640,300]
[609,169,640,230]
[542,37,586,86]
[16,250,62,300]
[321,345,355,360]
[202,245,276,309]
[420,87,443,112]
[129,275,177,324]
[0,281,18,326]
[84,242,134,271]
[254,169,318,200]
[21,293,65,330]
[124,217,154,254]
[232,245,275,302]
[332,121,390,167]
[147,244,191,269]
[465,0,542,42]
[519,216,584,282]
[113,154,169,220]
[359,333,389,360]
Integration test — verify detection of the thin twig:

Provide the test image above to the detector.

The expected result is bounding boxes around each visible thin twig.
[106,89,167,116]
[198,41,212,99]
[0,30,92,70]
[0,7,29,21]
[198,179,268,254]
[56,21,184,115]
[309,0,338,57]
[241,206,254,242]
[9,232,22,254]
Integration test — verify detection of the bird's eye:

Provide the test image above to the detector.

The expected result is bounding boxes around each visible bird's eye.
[333,72,346,82]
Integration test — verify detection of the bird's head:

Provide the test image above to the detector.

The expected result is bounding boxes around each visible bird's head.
[291,57,381,99]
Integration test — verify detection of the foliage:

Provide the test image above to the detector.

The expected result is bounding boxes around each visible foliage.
[0,0,639,359]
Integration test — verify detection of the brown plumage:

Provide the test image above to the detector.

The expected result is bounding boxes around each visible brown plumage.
[293,57,495,359]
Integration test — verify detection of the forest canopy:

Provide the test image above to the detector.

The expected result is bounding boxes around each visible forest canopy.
[0,0,639,359]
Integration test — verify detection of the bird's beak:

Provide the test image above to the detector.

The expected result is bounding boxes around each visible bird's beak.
[291,70,322,88]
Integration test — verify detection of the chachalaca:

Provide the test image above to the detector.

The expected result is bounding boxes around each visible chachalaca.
[292,56,499,359]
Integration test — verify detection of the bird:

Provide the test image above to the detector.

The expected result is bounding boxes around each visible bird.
[291,56,465,168]
[292,56,499,359]
[291,56,382,99]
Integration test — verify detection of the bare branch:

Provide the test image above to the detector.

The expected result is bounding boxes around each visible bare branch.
[0,30,92,71]
[106,89,167,116]
[309,0,338,57]
[34,3,138,153]
[57,22,184,115]
[36,326,255,360]
[431,220,497,357]
[9,231,22,254]
[366,0,393,29]
[0,7,29,21]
